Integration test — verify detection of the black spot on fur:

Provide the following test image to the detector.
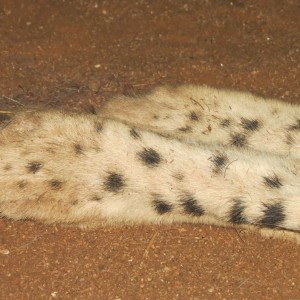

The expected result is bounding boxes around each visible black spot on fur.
[49,180,63,190]
[229,199,247,224]
[152,114,159,120]
[263,175,282,189]
[241,118,260,131]
[95,122,103,132]
[74,143,83,154]
[289,119,300,131]
[220,119,231,127]
[260,203,285,228]
[138,148,161,167]
[189,111,199,121]
[152,195,173,215]
[181,196,204,216]
[104,172,125,193]
[230,133,247,147]
[27,161,42,174]
[210,153,228,173]
[17,180,27,189]
[178,126,192,132]
[130,128,140,139]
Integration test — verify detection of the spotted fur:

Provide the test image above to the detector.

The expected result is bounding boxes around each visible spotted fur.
[100,85,300,159]
[0,85,299,244]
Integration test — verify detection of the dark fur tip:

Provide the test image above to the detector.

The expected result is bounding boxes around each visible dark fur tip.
[130,128,140,139]
[95,122,103,132]
[4,164,12,171]
[91,195,102,202]
[230,133,247,147]
[263,175,282,189]
[241,118,260,131]
[49,180,63,190]
[178,126,192,133]
[172,173,184,181]
[189,111,199,121]
[286,133,294,145]
[220,119,231,127]
[17,180,28,189]
[74,143,84,154]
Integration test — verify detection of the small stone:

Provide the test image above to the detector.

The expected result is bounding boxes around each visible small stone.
[51,291,58,298]
[0,249,9,255]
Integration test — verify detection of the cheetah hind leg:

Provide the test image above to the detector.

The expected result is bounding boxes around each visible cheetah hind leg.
[99,85,300,158]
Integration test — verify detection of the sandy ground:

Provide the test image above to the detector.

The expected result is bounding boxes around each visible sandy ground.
[0,0,299,299]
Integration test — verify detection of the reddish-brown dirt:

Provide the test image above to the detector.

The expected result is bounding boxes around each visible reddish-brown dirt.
[0,1,299,299]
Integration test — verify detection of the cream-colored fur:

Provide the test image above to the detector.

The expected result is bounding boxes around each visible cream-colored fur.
[0,85,299,243]
[100,85,300,158]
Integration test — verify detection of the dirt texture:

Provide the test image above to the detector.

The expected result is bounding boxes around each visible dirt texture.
[0,0,299,299]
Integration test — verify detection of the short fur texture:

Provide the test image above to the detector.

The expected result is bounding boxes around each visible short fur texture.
[101,85,300,158]
[0,85,299,243]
